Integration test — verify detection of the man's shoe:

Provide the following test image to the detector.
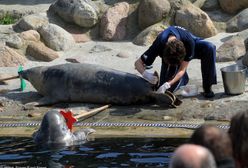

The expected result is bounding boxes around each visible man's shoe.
[203,91,215,98]
[203,85,215,98]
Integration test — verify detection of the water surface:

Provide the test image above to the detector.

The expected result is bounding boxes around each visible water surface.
[0,137,187,167]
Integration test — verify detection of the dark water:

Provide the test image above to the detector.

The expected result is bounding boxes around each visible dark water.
[0,137,187,167]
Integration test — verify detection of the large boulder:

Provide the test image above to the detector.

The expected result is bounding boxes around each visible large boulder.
[193,0,219,11]
[6,34,24,49]
[14,14,49,31]
[237,29,248,41]
[26,42,59,62]
[100,2,129,41]
[167,0,192,24]
[219,0,248,14]
[20,30,40,42]
[38,23,76,51]
[50,0,99,28]
[226,8,248,32]
[138,0,171,30]
[49,0,74,22]
[242,38,248,66]
[201,0,220,11]
[175,3,217,38]
[0,45,27,67]
[192,0,206,8]
[242,52,248,66]
[0,25,15,34]
[133,23,166,46]
[216,36,245,62]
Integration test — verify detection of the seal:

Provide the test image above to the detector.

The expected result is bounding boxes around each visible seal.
[32,109,95,147]
[19,63,181,106]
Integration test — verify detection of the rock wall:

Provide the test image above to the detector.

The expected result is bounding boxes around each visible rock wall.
[0,0,248,66]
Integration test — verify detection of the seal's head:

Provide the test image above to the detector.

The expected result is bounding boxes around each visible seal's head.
[18,66,45,94]
[33,109,95,147]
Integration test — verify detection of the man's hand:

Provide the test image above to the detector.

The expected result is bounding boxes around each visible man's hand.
[142,70,159,85]
[157,82,171,93]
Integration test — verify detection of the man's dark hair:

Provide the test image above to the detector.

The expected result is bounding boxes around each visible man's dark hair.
[229,111,248,167]
[162,39,186,65]
[189,124,233,162]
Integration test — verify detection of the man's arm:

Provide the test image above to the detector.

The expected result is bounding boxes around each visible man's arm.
[157,61,189,93]
[134,57,146,74]
[135,57,158,84]
[168,61,189,86]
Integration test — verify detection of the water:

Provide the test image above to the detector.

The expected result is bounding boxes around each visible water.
[0,137,187,167]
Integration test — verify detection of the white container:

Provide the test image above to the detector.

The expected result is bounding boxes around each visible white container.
[180,85,199,97]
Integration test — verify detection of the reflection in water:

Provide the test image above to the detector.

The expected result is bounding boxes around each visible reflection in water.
[0,137,187,167]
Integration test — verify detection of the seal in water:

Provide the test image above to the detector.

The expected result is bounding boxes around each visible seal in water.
[32,109,95,147]
[19,63,181,106]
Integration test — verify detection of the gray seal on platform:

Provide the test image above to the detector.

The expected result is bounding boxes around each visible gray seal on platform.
[32,109,95,147]
[19,63,178,106]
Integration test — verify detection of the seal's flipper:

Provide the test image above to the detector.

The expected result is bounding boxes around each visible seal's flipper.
[164,91,183,107]
[152,92,174,107]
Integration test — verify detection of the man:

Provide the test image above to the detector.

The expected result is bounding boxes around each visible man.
[228,111,248,168]
[169,144,217,168]
[135,26,217,98]
[190,124,235,168]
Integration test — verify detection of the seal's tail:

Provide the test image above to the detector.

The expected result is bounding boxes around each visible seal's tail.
[152,91,182,108]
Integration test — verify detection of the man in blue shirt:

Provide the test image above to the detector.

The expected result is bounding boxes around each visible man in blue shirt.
[135,26,217,98]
